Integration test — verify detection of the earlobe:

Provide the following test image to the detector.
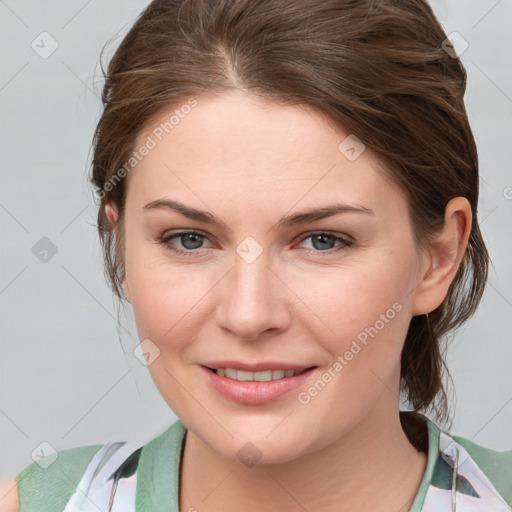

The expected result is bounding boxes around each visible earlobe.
[411,197,472,316]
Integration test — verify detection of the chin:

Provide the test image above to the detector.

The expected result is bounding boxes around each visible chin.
[215,436,309,467]
[190,414,321,467]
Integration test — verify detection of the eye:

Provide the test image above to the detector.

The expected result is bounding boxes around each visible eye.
[156,229,354,257]
[297,231,353,254]
[157,230,210,256]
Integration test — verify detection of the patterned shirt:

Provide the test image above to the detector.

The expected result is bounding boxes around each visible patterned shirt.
[16,411,512,511]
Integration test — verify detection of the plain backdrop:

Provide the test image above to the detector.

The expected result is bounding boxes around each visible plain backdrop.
[1,0,511,479]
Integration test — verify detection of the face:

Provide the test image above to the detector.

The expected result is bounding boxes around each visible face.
[108,90,432,464]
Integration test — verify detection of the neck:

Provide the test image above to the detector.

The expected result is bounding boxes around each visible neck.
[179,400,427,512]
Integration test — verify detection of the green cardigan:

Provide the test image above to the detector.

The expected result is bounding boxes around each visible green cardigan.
[15,413,512,511]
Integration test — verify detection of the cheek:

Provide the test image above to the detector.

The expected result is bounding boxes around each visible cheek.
[296,260,413,404]
[129,270,199,339]
[299,262,408,342]
[294,268,409,418]
[126,249,220,356]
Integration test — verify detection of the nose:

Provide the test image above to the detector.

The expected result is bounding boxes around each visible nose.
[215,248,291,341]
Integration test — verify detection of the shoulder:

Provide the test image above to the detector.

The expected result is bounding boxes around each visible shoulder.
[451,434,512,507]
[11,420,186,512]
[14,443,103,512]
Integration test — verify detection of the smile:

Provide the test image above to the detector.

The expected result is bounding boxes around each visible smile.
[211,368,307,381]
[202,364,317,405]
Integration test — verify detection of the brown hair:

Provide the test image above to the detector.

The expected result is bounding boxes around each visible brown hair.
[90,0,489,425]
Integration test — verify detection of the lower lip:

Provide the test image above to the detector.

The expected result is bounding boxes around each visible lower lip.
[201,366,316,405]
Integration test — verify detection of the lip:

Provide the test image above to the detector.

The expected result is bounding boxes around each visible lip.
[201,364,317,405]
[201,360,311,372]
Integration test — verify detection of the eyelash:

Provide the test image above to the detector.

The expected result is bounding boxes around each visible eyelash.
[156,230,354,257]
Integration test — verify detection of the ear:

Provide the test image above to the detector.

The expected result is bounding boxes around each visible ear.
[411,197,472,316]
[105,202,119,226]
[104,203,131,303]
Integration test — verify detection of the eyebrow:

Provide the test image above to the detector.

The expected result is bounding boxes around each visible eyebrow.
[142,198,375,227]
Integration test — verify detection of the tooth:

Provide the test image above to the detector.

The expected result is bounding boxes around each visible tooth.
[271,369,285,380]
[237,370,254,381]
[254,370,273,382]
[219,368,299,381]
[225,368,238,379]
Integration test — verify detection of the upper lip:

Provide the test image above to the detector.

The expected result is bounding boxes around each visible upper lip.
[202,361,315,372]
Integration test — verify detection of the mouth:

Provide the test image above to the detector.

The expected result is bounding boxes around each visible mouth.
[201,363,318,405]
[205,366,312,382]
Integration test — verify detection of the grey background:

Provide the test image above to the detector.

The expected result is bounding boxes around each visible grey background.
[1,0,511,480]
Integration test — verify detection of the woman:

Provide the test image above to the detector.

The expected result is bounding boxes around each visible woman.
[3,0,511,511]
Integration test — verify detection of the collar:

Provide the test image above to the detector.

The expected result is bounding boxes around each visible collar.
[402,411,510,512]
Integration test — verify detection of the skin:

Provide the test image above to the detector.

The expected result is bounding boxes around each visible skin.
[105,90,472,511]
[1,90,470,512]
[104,90,471,512]
[0,89,470,512]
[106,91,471,511]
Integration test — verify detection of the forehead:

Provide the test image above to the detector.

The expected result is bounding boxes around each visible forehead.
[127,90,406,217]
